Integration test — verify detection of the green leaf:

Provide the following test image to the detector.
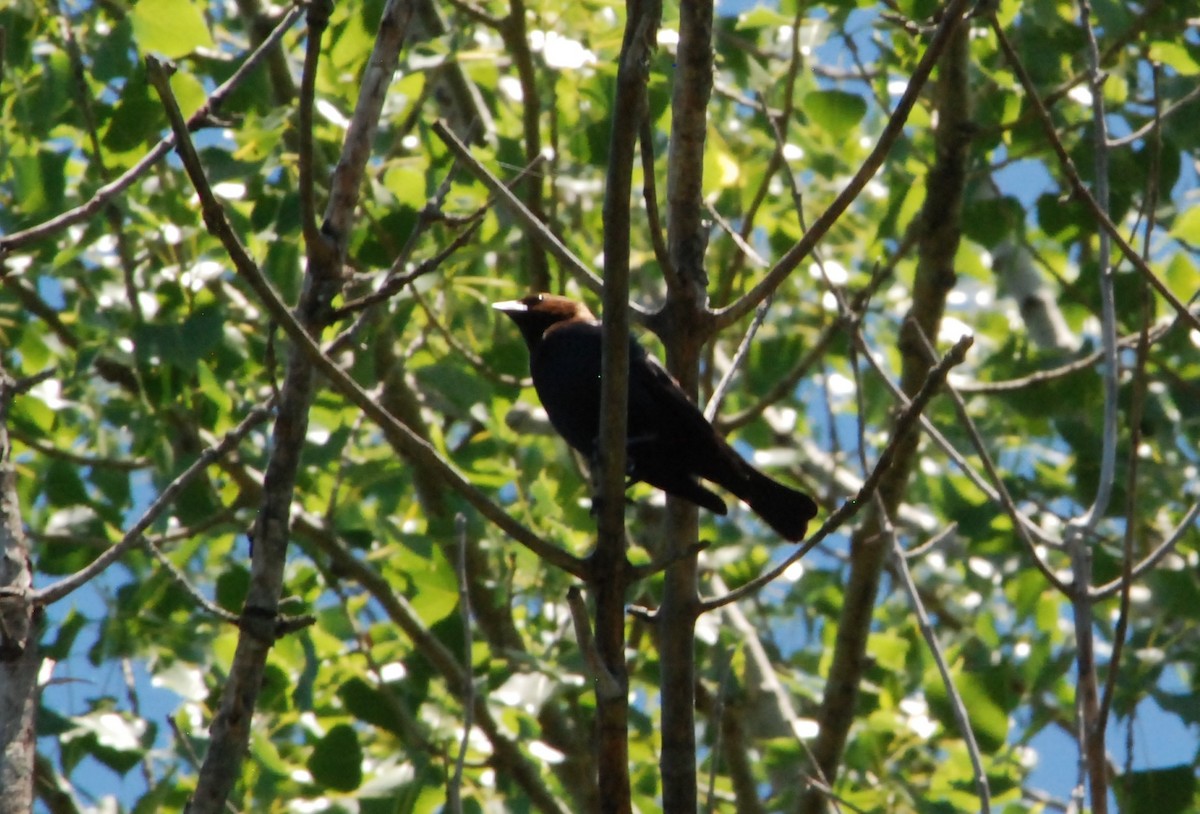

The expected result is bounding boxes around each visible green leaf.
[383,165,429,211]
[736,7,790,29]
[1169,205,1200,244]
[1163,250,1200,298]
[251,729,292,778]
[130,0,215,57]
[803,89,867,137]
[926,667,1008,752]
[45,458,90,506]
[308,723,364,792]
[962,195,1022,248]
[102,71,162,153]
[65,710,148,775]
[1115,764,1196,814]
[10,150,68,218]
[339,677,410,736]
[215,564,249,612]
[1148,41,1200,75]
[409,543,460,626]
[867,630,910,674]
[134,306,225,370]
[169,70,208,119]
[45,608,90,661]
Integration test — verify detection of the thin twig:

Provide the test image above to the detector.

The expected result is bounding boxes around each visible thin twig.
[145,55,585,579]
[719,8,807,292]
[720,260,895,433]
[713,0,973,329]
[33,406,272,605]
[852,318,1062,551]
[432,121,630,309]
[1107,80,1200,147]
[907,323,1069,593]
[1074,0,1118,534]
[1098,60,1163,742]
[901,521,958,559]
[1069,4,1116,806]
[0,3,305,258]
[640,116,672,279]
[406,283,526,388]
[448,513,473,814]
[1091,499,1200,599]
[566,586,622,699]
[143,539,241,624]
[330,157,546,320]
[888,516,991,811]
[704,294,772,422]
[701,334,973,613]
[953,321,1173,394]
[990,14,1200,335]
[8,429,153,471]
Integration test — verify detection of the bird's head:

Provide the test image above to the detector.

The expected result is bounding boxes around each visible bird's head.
[492,294,596,349]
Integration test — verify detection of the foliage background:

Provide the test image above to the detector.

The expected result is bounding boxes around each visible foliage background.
[1,0,1198,811]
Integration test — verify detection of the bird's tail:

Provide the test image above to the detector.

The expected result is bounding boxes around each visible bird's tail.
[728,459,818,542]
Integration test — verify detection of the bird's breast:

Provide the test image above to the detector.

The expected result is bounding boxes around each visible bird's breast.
[530,323,605,457]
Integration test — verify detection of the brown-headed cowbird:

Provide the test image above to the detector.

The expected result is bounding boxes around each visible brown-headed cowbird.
[494,293,818,541]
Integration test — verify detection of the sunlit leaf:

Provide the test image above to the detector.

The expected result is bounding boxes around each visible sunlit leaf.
[129,0,215,57]
[803,89,868,137]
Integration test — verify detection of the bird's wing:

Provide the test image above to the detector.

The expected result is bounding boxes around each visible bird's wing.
[627,348,715,446]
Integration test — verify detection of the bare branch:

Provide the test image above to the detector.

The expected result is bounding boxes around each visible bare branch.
[953,321,1174,394]
[1091,500,1200,600]
[432,121,627,309]
[713,0,974,329]
[704,294,772,423]
[297,0,330,250]
[142,539,242,626]
[701,334,974,613]
[566,586,622,700]
[1097,62,1163,748]
[146,51,583,579]
[33,405,271,605]
[908,324,1069,593]
[0,4,304,258]
[888,517,991,812]
[447,514,474,814]
[990,14,1200,335]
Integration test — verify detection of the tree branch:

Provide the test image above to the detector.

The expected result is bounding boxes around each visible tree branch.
[702,334,973,613]
[0,364,39,813]
[713,0,973,330]
[147,51,583,580]
[33,406,271,606]
[888,518,991,812]
[0,4,304,259]
[990,14,1200,335]
[799,13,971,805]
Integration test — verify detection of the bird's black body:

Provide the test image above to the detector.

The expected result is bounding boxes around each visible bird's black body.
[494,293,818,542]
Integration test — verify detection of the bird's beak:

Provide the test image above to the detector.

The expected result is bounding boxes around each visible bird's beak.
[492,300,528,314]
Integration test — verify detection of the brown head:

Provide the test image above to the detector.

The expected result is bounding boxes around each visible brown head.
[492,294,597,350]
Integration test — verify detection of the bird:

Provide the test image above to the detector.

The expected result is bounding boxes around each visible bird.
[493,293,818,541]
